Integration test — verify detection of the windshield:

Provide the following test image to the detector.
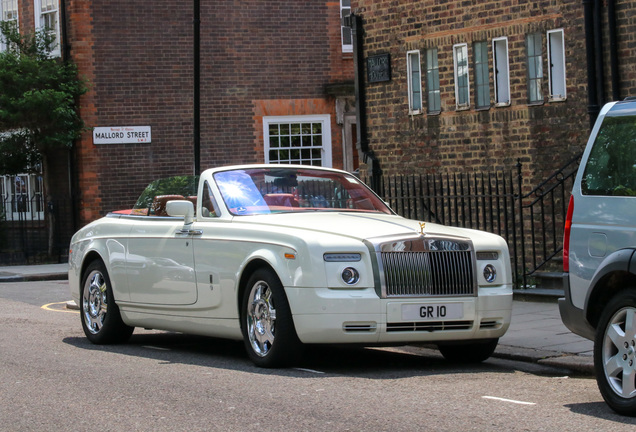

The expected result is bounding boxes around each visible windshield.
[213,167,392,216]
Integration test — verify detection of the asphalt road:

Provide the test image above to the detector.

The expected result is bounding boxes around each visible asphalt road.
[2,280,636,431]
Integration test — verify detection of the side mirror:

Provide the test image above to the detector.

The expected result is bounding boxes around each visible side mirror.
[166,200,195,225]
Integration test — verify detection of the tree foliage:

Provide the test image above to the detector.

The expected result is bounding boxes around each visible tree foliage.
[133,176,200,212]
[0,21,86,175]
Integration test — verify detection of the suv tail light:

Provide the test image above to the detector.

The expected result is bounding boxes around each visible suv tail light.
[563,195,574,272]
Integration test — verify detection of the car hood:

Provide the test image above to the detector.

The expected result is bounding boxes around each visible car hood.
[234,212,490,243]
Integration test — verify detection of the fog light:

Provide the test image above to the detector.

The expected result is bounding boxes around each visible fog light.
[341,267,360,285]
[483,264,497,283]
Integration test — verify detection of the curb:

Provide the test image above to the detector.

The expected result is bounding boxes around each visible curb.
[0,272,68,283]
[403,343,594,376]
[493,345,594,375]
[0,273,23,283]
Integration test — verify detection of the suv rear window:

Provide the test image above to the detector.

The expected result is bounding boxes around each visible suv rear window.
[582,114,636,196]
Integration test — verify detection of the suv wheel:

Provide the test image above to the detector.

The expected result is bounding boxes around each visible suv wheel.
[594,290,636,416]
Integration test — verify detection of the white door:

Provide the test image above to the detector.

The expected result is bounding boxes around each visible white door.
[125,218,197,305]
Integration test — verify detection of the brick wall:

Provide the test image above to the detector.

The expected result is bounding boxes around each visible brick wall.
[65,1,354,223]
[352,0,619,188]
[12,0,636,226]
[611,1,636,97]
[66,1,194,220]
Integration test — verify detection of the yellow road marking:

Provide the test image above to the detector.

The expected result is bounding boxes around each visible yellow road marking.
[41,301,79,314]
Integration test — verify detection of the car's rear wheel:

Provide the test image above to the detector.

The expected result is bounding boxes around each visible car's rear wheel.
[80,260,134,344]
[437,339,498,363]
[594,291,636,416]
[241,268,302,368]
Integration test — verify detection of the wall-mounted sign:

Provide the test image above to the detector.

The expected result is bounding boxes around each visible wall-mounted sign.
[367,53,391,83]
[93,126,151,144]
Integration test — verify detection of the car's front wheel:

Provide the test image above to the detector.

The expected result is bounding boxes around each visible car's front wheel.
[594,290,636,416]
[241,268,302,367]
[437,339,498,363]
[80,260,134,344]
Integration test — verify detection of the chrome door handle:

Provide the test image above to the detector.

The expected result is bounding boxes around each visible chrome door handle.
[176,229,203,236]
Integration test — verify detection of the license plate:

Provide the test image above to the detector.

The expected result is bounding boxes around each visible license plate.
[401,303,463,321]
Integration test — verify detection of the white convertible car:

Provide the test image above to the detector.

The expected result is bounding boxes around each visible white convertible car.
[69,164,513,367]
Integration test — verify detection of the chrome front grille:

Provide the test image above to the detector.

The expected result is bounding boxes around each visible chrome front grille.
[376,235,476,298]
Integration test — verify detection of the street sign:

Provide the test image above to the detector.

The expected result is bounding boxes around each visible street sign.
[93,126,151,144]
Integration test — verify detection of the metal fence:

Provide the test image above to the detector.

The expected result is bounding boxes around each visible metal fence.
[363,157,580,288]
[0,196,75,265]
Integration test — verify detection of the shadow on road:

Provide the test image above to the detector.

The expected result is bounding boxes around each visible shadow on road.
[564,401,636,426]
[64,330,526,380]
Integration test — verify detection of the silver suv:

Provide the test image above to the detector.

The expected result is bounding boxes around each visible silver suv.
[560,100,636,416]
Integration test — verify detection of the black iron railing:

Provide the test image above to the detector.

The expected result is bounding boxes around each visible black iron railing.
[0,196,75,265]
[364,156,581,289]
[515,155,580,288]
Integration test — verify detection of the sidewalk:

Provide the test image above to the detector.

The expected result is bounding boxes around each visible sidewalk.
[0,263,594,374]
[0,263,69,282]
[498,299,593,374]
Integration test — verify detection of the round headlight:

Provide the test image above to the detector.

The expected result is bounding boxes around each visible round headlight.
[341,267,360,285]
[483,264,497,283]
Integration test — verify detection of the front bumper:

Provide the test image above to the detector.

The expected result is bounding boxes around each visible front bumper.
[286,286,512,344]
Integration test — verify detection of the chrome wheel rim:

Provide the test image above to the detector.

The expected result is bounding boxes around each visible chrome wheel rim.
[246,281,276,357]
[602,306,636,399]
[82,270,108,335]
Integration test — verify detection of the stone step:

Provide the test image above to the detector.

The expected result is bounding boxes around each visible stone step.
[514,271,565,302]
[533,271,565,290]
[513,288,564,303]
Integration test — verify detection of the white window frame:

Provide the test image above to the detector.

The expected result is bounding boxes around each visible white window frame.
[0,0,19,52]
[547,29,566,101]
[526,32,544,104]
[453,43,470,110]
[407,50,423,115]
[263,115,333,167]
[426,48,441,114]
[492,37,510,106]
[340,0,352,54]
[33,0,60,57]
[473,41,490,109]
[1,173,45,221]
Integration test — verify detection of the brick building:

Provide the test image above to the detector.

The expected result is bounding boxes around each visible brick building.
[1,0,356,261]
[2,0,635,263]
[349,0,635,187]
[65,0,357,224]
